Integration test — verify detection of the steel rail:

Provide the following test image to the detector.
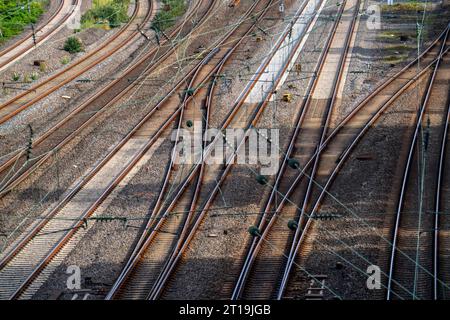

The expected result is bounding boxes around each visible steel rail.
[144,0,324,299]
[0,0,216,198]
[232,13,450,303]
[106,0,276,298]
[0,0,68,70]
[0,0,146,125]
[0,0,153,190]
[225,25,450,299]
[434,99,450,299]
[0,8,237,295]
[107,56,218,299]
[231,0,349,299]
[107,0,292,292]
[271,31,450,300]
[152,39,450,301]
[6,47,223,299]
[277,0,360,299]
[386,27,449,300]
[276,46,450,299]
[146,69,217,300]
[0,41,220,275]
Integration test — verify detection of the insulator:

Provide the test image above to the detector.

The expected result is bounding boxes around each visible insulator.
[248,225,261,237]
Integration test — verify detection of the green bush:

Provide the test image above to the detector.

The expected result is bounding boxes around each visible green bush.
[81,0,129,29]
[63,36,83,53]
[0,0,44,44]
[152,0,187,31]
[39,61,47,72]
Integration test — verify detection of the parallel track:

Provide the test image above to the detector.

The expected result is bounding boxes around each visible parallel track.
[276,28,450,299]
[139,0,328,300]
[435,99,450,300]
[232,0,358,299]
[386,28,450,300]
[0,0,149,125]
[0,0,222,299]
[0,0,70,71]
[0,0,216,199]
[105,0,277,299]
[1,0,448,302]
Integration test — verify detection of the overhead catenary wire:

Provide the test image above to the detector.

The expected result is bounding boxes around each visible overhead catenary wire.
[139,30,448,300]
[0,0,444,300]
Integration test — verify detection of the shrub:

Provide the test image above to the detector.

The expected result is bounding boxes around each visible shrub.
[30,72,39,80]
[81,0,129,29]
[63,36,83,53]
[152,0,187,31]
[0,0,44,44]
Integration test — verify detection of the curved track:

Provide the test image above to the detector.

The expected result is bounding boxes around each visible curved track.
[0,0,76,72]
[0,0,220,299]
[133,0,330,300]
[105,0,277,299]
[0,0,153,126]
[0,0,216,199]
[386,28,450,300]
[2,0,448,302]
[275,28,450,299]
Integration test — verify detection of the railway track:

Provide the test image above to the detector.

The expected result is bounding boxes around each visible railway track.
[104,20,450,301]
[386,28,450,300]
[106,54,219,299]
[0,0,76,72]
[273,28,450,299]
[105,0,278,299]
[124,0,331,299]
[436,99,450,300]
[0,45,218,300]
[0,0,281,300]
[0,0,150,126]
[232,0,358,299]
[0,0,218,199]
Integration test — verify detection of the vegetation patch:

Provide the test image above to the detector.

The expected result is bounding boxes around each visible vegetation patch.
[377,30,417,42]
[383,54,408,64]
[381,1,431,12]
[63,36,83,53]
[11,71,20,81]
[385,44,415,52]
[383,44,415,57]
[151,0,187,32]
[60,55,70,64]
[0,0,45,44]
[81,0,129,29]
